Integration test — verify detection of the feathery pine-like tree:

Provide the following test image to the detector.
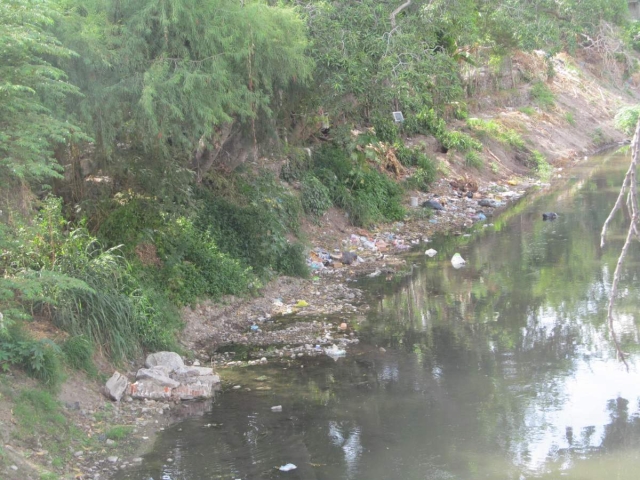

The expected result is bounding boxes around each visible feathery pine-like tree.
[59,0,312,179]
[0,0,86,184]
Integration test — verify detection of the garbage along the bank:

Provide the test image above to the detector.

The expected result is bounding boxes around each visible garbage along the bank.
[451,253,466,269]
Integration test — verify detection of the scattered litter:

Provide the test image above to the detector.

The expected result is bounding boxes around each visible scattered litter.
[324,345,346,360]
[250,325,259,332]
[451,253,466,269]
[271,405,283,412]
[295,300,309,308]
[368,269,381,277]
[425,249,438,257]
[279,464,297,472]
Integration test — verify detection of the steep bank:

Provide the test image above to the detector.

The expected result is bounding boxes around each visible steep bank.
[0,51,637,480]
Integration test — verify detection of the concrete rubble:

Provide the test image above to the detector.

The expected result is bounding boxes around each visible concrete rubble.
[104,351,220,402]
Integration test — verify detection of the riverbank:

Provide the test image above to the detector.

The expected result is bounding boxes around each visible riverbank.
[0,51,637,480]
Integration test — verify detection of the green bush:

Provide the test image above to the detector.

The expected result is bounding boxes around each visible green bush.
[2,197,184,363]
[280,148,313,182]
[373,117,400,144]
[0,327,64,390]
[153,217,252,305]
[313,146,405,228]
[195,174,306,279]
[301,175,332,216]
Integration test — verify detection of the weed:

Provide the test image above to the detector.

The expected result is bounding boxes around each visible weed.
[519,106,536,115]
[465,151,484,169]
[490,162,500,174]
[564,112,576,126]
[106,425,133,441]
[13,389,66,436]
[61,336,97,377]
[529,150,552,179]
[530,82,555,108]
[467,118,525,149]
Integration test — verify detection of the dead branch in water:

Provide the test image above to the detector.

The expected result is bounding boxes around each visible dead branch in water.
[600,118,640,368]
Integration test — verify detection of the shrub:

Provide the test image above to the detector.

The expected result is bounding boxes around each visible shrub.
[301,175,332,216]
[276,243,309,278]
[313,145,405,227]
[153,217,252,304]
[195,174,306,279]
[372,116,400,144]
[0,327,64,390]
[280,148,312,182]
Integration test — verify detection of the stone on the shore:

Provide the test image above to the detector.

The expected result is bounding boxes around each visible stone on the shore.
[128,379,173,400]
[174,366,213,377]
[136,367,181,388]
[172,380,214,400]
[145,351,184,372]
[105,371,129,402]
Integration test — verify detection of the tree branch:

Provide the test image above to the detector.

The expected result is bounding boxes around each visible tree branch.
[601,117,640,368]
[390,0,412,29]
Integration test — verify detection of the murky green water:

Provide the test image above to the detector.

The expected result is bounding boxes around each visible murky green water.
[117,152,640,480]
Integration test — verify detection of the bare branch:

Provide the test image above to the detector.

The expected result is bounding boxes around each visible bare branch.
[390,0,412,29]
[601,117,640,368]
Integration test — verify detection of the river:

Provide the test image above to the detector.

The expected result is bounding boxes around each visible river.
[116,151,640,480]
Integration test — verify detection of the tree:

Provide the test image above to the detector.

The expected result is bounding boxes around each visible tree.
[58,0,312,181]
[0,0,86,184]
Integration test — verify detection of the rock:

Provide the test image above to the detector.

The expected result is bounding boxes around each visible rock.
[172,378,217,400]
[136,367,180,388]
[105,371,129,402]
[144,352,184,372]
[74,451,83,457]
[174,366,214,377]
[542,212,558,220]
[478,198,499,208]
[340,251,358,265]
[10,465,18,471]
[379,347,386,353]
[106,439,115,446]
[107,457,118,463]
[422,199,444,210]
[128,380,173,400]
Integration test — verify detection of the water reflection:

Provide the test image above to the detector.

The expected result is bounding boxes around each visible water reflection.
[117,153,640,480]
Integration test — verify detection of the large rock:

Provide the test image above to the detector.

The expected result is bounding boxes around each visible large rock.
[171,379,217,400]
[179,374,220,385]
[128,380,173,400]
[144,352,184,372]
[105,371,129,401]
[174,366,214,377]
[136,367,180,388]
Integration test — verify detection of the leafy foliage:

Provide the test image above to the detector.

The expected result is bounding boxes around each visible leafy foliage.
[301,175,332,217]
[0,0,88,183]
